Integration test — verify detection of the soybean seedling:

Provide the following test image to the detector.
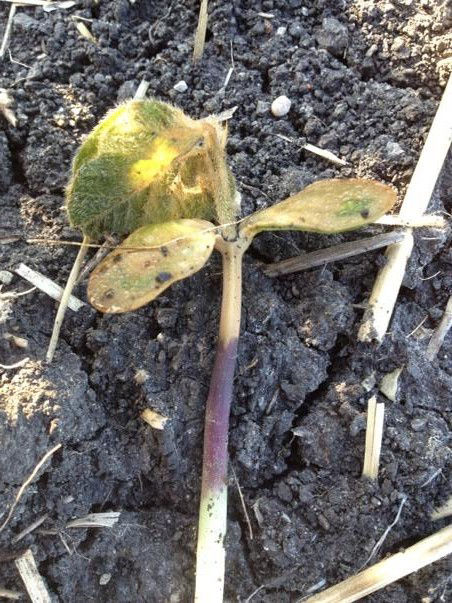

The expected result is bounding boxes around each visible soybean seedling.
[51,99,396,602]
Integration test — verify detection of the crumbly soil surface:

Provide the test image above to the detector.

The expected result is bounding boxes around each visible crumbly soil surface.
[0,1,451,601]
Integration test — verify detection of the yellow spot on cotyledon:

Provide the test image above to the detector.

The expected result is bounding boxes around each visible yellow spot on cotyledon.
[129,139,181,189]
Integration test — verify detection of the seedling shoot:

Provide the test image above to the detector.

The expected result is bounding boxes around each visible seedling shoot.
[51,99,396,602]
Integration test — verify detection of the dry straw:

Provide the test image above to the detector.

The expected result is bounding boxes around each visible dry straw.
[304,524,452,603]
[358,74,452,343]
[362,396,385,480]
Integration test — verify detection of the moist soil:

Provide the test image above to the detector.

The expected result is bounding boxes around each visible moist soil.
[0,1,451,601]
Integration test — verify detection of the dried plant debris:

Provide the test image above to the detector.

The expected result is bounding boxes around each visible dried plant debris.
[358,75,452,343]
[141,408,169,430]
[193,0,208,62]
[305,524,452,603]
[15,263,85,311]
[66,512,121,529]
[14,549,51,603]
[0,88,17,126]
[362,395,385,480]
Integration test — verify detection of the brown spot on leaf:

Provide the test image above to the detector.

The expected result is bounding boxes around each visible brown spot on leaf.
[156,272,172,283]
[360,209,370,219]
[103,289,115,300]
[160,246,169,257]
[112,254,123,264]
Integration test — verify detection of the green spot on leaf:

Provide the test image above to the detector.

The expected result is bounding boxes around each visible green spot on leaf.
[337,197,372,217]
[239,179,396,239]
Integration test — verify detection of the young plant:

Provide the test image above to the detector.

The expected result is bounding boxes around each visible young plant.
[60,99,396,602]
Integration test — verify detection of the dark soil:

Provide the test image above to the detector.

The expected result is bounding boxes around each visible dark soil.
[1,1,451,601]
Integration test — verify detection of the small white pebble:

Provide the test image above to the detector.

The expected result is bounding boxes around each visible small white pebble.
[99,573,112,586]
[385,141,404,159]
[276,26,287,36]
[271,95,291,117]
[0,270,13,284]
[173,80,188,93]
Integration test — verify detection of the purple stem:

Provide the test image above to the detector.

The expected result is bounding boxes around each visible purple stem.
[195,241,243,601]
[201,337,238,493]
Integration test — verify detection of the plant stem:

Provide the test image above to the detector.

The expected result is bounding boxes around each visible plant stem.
[195,240,243,602]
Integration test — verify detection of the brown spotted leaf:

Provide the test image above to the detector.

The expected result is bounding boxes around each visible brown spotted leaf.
[88,219,216,313]
[239,179,397,239]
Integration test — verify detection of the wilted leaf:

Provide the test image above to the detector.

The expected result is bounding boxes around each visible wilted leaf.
[239,179,397,239]
[88,219,216,313]
[67,100,236,238]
